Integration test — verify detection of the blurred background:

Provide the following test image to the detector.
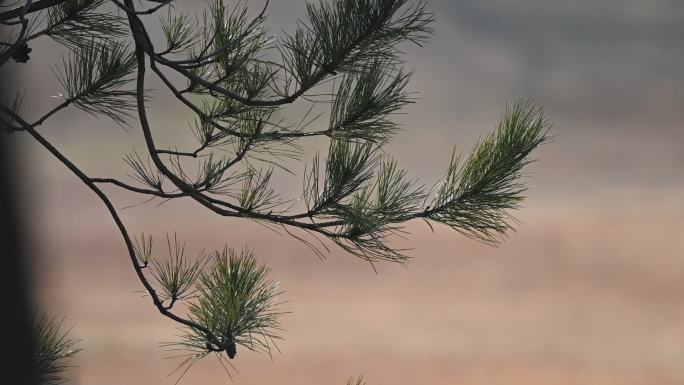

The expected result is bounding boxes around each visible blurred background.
[6,0,684,384]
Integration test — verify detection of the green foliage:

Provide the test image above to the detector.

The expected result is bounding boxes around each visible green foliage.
[189,118,216,149]
[209,0,269,80]
[54,40,137,124]
[329,61,412,143]
[133,232,154,267]
[238,167,279,211]
[326,159,423,263]
[283,0,433,84]
[194,153,231,191]
[150,234,207,303]
[342,159,423,233]
[124,151,164,189]
[306,139,380,213]
[299,100,547,263]
[177,247,284,359]
[428,100,550,242]
[159,10,196,55]
[374,159,424,220]
[280,27,321,87]
[185,0,272,98]
[41,0,126,48]
[33,313,81,385]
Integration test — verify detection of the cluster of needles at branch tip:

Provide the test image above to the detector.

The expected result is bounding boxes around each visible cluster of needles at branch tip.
[162,247,285,381]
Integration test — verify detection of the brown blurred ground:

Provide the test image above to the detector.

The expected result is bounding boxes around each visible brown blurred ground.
[8,0,684,384]
[29,196,684,385]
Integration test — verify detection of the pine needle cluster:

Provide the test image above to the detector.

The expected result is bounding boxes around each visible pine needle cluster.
[160,246,284,377]
[32,313,81,385]
[53,40,137,124]
[41,0,126,48]
[428,101,549,242]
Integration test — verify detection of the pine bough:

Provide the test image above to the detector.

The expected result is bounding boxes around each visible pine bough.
[0,0,550,383]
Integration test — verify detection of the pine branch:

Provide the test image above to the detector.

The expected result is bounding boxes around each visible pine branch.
[305,139,381,214]
[1,105,224,354]
[284,0,434,86]
[0,0,30,65]
[329,60,412,143]
[132,0,432,108]
[425,100,550,242]
[158,8,196,55]
[237,166,279,211]
[175,247,285,361]
[0,0,69,22]
[150,234,207,305]
[132,232,153,268]
[123,150,165,190]
[311,101,548,261]
[30,0,126,48]
[334,158,423,234]
[1,2,553,382]
[53,40,137,125]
